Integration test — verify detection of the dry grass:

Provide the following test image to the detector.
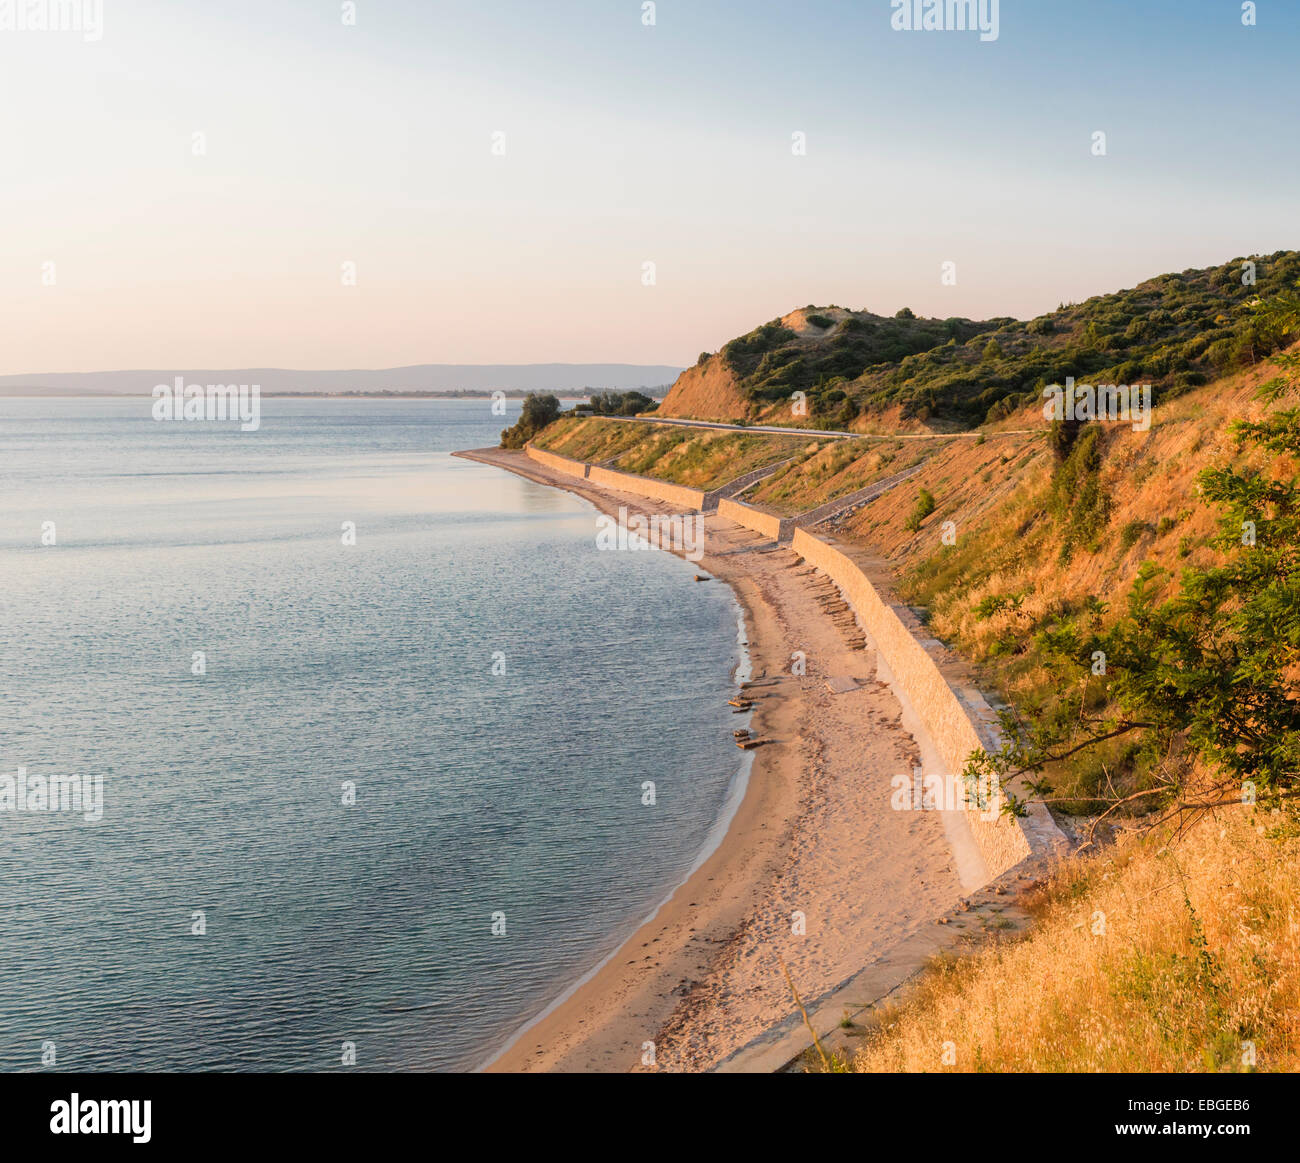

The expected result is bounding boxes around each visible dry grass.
[612,428,809,490]
[845,808,1300,1073]
[532,415,818,490]
[532,416,655,462]
[746,439,919,515]
[884,360,1299,807]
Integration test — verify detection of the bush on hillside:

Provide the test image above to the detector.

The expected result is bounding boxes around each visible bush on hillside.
[499,393,561,448]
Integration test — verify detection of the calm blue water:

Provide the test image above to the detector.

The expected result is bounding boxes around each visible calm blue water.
[0,397,745,1071]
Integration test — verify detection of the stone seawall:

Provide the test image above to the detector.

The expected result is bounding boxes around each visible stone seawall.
[524,445,590,480]
[789,527,1049,879]
[525,444,715,511]
[716,498,794,542]
[525,445,802,517]
[586,465,709,510]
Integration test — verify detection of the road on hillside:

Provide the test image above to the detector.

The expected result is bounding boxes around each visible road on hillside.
[604,415,1038,440]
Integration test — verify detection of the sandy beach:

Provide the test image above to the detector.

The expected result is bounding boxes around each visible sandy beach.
[456,448,976,1072]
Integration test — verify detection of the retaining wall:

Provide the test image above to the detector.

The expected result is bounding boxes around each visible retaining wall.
[526,444,722,511]
[525,445,590,480]
[586,465,709,510]
[716,498,794,542]
[790,527,1042,879]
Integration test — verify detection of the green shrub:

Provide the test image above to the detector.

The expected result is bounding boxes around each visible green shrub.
[1119,519,1154,551]
[500,393,561,449]
[905,488,936,532]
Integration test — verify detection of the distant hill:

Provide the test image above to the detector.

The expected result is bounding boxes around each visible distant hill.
[658,251,1300,429]
[0,364,684,397]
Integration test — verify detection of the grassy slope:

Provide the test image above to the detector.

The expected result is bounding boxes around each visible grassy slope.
[531,416,823,491]
[842,807,1299,1072]
[819,354,1299,1073]
[743,437,932,516]
[860,359,1289,809]
[536,351,1298,1073]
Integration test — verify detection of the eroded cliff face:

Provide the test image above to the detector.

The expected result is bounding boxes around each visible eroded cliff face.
[659,309,853,421]
[656,356,751,422]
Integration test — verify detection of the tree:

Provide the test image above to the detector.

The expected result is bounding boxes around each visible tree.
[968,350,1300,837]
[499,393,561,448]
[586,389,655,417]
[1253,280,1300,339]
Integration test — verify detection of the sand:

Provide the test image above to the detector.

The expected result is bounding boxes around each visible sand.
[455,448,975,1072]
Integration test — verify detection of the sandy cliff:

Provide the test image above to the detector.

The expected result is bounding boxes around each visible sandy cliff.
[656,356,752,422]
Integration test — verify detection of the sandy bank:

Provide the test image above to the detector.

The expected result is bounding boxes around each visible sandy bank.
[454,447,985,1072]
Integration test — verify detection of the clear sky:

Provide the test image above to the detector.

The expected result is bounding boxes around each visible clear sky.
[2,0,1296,372]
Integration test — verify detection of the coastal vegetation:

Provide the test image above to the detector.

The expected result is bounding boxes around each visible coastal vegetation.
[499,392,561,448]
[841,806,1299,1072]
[916,344,1300,827]
[515,271,1300,1074]
[831,306,1300,1073]
[532,416,824,491]
[743,438,929,516]
[659,252,1300,430]
[581,389,657,416]
[903,488,936,532]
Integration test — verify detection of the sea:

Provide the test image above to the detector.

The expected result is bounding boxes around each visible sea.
[0,396,747,1071]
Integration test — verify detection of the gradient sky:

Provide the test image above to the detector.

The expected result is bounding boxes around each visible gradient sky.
[2,0,1296,372]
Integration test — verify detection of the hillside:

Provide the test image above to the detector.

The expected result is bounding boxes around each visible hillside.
[532,415,827,491]
[836,805,1299,1072]
[523,320,1300,1074]
[659,252,1300,430]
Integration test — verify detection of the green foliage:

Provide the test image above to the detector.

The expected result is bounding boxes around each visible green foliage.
[722,311,991,408]
[740,251,1300,428]
[499,392,561,448]
[1049,424,1110,558]
[975,592,1024,620]
[904,487,936,532]
[1118,519,1154,551]
[968,348,1300,821]
[1049,418,1082,462]
[583,389,655,417]
[1096,398,1300,796]
[1252,284,1300,340]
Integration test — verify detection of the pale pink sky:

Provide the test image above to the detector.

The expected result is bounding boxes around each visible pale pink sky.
[2,1,1293,373]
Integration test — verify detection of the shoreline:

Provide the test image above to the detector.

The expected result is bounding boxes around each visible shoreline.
[455,446,979,1073]
[473,600,759,1071]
